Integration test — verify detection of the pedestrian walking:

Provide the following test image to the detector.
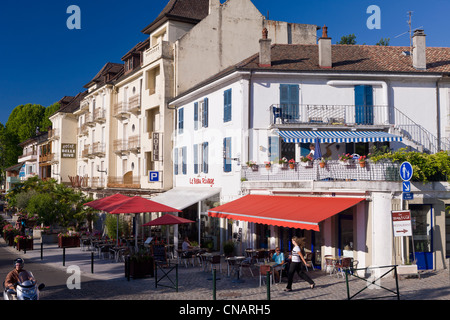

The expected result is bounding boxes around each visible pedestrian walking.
[285,236,315,291]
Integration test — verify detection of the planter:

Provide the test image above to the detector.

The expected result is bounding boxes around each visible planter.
[265,165,271,170]
[58,236,80,248]
[125,258,154,279]
[251,165,258,172]
[359,162,366,168]
[339,160,353,166]
[300,161,312,167]
[319,162,326,168]
[16,239,33,252]
[279,163,288,169]
[289,163,295,169]
[397,264,419,278]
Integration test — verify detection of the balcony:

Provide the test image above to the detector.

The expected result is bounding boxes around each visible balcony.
[128,95,141,114]
[270,104,390,129]
[241,160,400,183]
[143,40,173,66]
[92,142,106,157]
[49,153,59,164]
[113,139,129,155]
[113,102,130,120]
[128,135,140,153]
[85,112,95,127]
[18,150,37,162]
[77,124,88,136]
[90,177,106,189]
[94,108,106,123]
[48,128,60,140]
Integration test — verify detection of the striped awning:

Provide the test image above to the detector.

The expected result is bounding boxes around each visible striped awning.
[277,130,402,143]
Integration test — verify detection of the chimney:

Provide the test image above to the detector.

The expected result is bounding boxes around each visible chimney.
[318,25,332,68]
[412,29,426,70]
[209,0,220,15]
[259,28,272,67]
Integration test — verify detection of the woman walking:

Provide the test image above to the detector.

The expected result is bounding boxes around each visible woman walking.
[285,236,315,291]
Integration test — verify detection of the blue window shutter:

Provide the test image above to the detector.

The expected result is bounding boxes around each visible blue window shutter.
[193,144,198,174]
[279,84,299,120]
[223,138,231,172]
[182,146,187,175]
[224,89,232,122]
[178,108,184,133]
[203,142,208,173]
[354,85,373,124]
[194,102,198,130]
[203,98,208,128]
[174,148,178,175]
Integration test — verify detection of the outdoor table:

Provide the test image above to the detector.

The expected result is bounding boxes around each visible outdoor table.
[110,246,128,262]
[225,256,246,283]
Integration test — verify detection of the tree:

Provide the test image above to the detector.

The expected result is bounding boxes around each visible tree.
[6,103,46,142]
[376,37,390,46]
[337,34,357,45]
[41,102,60,131]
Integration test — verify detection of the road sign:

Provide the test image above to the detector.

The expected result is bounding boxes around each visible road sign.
[149,171,160,182]
[402,181,411,193]
[392,210,413,237]
[399,161,413,181]
[402,192,414,200]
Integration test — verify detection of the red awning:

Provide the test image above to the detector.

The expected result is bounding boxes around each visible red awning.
[208,195,364,231]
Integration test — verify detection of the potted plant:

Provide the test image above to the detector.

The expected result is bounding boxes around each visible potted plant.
[288,159,296,169]
[246,160,257,171]
[3,224,18,246]
[339,153,353,165]
[125,249,154,279]
[300,155,313,167]
[278,157,288,169]
[264,161,272,169]
[358,155,367,168]
[58,231,81,248]
[15,235,33,251]
[319,157,329,168]
[223,240,235,257]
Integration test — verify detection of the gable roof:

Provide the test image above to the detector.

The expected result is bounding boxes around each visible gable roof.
[57,91,88,114]
[141,0,210,34]
[237,44,450,74]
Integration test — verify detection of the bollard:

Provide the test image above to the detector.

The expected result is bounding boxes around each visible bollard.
[175,263,179,293]
[91,252,94,273]
[63,247,66,266]
[24,238,26,254]
[40,242,43,260]
[213,268,216,300]
[126,256,130,282]
[266,271,270,300]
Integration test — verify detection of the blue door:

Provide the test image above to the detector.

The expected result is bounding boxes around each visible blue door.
[354,85,374,125]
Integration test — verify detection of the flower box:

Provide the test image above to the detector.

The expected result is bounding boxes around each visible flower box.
[300,161,312,167]
[16,238,33,252]
[125,258,154,279]
[339,160,353,166]
[58,235,81,248]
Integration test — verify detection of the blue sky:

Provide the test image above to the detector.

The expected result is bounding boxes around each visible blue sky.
[0,0,448,126]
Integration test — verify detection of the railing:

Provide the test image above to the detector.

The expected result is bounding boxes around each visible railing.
[90,177,106,189]
[113,102,129,118]
[143,40,173,66]
[242,160,401,182]
[271,104,389,126]
[107,175,140,188]
[92,142,106,156]
[94,108,106,122]
[48,128,60,140]
[128,135,140,152]
[128,95,141,113]
[113,139,128,153]
[85,112,95,126]
[77,124,88,136]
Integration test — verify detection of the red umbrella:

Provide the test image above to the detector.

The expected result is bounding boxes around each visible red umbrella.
[84,193,130,210]
[105,196,181,249]
[143,214,194,226]
[107,196,181,214]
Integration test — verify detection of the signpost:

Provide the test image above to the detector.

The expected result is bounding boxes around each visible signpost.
[392,210,413,237]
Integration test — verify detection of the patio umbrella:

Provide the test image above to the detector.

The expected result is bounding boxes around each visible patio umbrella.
[106,196,182,250]
[84,194,131,245]
[142,214,194,226]
[314,138,323,160]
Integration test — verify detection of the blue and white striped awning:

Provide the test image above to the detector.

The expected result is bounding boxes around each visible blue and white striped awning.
[278,130,402,143]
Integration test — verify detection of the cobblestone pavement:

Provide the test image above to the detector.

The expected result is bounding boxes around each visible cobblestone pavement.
[2,237,449,301]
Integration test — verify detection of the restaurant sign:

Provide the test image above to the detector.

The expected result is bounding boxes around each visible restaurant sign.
[391,210,412,237]
[61,143,77,158]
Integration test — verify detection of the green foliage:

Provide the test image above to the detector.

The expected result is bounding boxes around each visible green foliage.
[337,34,357,45]
[105,213,129,239]
[370,148,450,183]
[6,103,46,142]
[41,102,60,130]
[376,37,390,46]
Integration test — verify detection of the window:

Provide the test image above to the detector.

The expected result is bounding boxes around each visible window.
[194,143,208,174]
[174,148,178,175]
[193,144,198,174]
[268,136,280,162]
[224,89,232,122]
[279,84,299,121]
[182,146,187,175]
[194,98,208,130]
[354,85,374,125]
[178,108,184,134]
[202,142,209,174]
[223,137,232,172]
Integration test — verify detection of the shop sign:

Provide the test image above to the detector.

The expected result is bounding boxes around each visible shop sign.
[189,177,215,187]
[392,210,412,237]
[61,143,76,158]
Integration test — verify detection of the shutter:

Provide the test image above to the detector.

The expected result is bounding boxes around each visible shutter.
[194,102,198,130]
[224,89,232,122]
[178,108,184,133]
[354,85,373,124]
[280,84,299,120]
[193,144,198,174]
[174,148,178,175]
[268,136,280,162]
[203,142,209,173]
[203,98,208,128]
[182,146,187,175]
[223,138,231,172]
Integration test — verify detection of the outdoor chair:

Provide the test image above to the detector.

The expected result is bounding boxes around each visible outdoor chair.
[239,257,255,277]
[255,250,266,263]
[304,252,315,271]
[324,255,335,275]
[335,257,352,277]
[259,264,273,287]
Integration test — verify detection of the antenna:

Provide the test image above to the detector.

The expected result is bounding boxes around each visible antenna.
[393,11,423,57]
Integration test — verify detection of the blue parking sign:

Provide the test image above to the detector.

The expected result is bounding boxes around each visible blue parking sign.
[149,171,159,182]
[399,162,413,181]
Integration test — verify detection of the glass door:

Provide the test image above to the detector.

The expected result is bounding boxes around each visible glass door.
[409,204,433,270]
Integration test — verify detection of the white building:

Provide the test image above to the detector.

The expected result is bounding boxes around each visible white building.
[168,27,450,271]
